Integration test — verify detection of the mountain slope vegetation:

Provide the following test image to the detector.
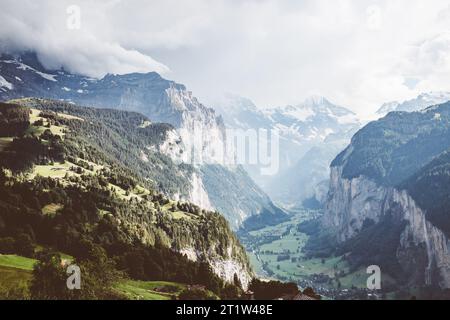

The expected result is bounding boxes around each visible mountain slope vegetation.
[0,100,252,299]
[0,52,285,231]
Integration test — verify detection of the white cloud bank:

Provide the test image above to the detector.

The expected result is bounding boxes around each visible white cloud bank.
[1,0,450,115]
[0,0,169,77]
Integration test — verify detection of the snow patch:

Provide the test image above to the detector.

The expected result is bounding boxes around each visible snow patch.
[0,76,13,90]
[336,113,359,125]
[3,59,58,82]
[283,106,314,122]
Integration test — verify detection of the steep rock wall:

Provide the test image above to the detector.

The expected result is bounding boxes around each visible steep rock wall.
[324,166,450,288]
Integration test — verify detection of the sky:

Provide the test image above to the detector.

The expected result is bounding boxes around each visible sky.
[1,0,450,116]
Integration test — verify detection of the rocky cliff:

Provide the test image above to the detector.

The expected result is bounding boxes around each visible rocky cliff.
[180,246,252,290]
[325,166,450,287]
[322,103,450,288]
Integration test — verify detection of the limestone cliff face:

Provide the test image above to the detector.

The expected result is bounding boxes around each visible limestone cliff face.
[179,246,253,290]
[324,166,388,242]
[324,166,450,288]
[186,172,214,211]
[156,85,233,166]
[209,258,252,291]
[149,116,284,230]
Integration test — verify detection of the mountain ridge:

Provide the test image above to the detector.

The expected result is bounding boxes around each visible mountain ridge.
[0,52,285,230]
[375,92,450,117]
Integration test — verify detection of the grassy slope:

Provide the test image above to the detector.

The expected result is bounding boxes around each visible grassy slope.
[0,255,37,299]
[115,280,186,300]
[0,254,187,300]
[19,110,194,221]
[0,266,32,298]
[0,255,37,271]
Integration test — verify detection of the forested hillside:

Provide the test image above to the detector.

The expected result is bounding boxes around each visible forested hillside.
[0,100,252,299]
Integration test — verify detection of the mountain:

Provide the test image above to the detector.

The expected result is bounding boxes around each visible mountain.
[214,94,360,207]
[0,100,253,293]
[0,52,226,160]
[310,102,450,290]
[0,52,286,230]
[376,92,450,117]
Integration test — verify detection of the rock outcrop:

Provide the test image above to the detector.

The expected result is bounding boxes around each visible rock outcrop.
[325,166,450,288]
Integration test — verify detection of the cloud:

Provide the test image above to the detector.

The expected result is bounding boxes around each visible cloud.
[0,0,169,77]
[1,0,450,115]
[401,32,450,92]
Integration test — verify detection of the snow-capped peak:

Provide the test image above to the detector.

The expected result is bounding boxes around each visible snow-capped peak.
[269,96,356,124]
[376,91,450,117]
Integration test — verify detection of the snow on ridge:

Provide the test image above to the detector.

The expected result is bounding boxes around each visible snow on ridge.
[0,75,13,90]
[3,59,58,82]
[283,106,315,122]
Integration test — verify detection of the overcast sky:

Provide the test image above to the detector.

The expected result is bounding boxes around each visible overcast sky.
[1,0,450,116]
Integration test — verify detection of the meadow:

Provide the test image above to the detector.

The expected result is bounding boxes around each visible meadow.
[243,209,370,293]
[0,254,190,300]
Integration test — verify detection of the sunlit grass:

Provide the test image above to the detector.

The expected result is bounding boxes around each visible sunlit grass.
[0,255,37,271]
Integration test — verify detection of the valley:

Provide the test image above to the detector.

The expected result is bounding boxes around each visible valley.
[239,210,390,299]
[3,0,450,304]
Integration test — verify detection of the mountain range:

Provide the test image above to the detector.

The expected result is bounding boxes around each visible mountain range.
[4,50,450,298]
[376,92,450,117]
[0,52,286,230]
[214,94,360,207]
